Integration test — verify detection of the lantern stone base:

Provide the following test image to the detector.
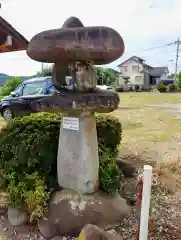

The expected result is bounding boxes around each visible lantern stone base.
[38,190,131,238]
[57,113,99,194]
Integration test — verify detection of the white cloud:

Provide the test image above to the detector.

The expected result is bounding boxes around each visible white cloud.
[0,0,181,75]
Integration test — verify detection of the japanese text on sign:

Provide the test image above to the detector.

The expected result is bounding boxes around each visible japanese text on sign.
[63,117,79,131]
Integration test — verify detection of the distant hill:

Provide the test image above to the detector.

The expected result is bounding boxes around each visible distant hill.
[0,73,33,86]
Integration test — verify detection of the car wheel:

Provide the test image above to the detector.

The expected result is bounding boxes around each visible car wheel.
[2,107,13,121]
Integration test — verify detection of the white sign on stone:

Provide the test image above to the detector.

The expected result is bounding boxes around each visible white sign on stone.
[63,117,79,131]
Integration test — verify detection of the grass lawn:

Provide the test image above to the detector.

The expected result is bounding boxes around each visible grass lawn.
[0,118,6,130]
[112,93,181,238]
[111,92,181,163]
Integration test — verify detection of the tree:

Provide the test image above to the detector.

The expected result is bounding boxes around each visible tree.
[36,65,118,86]
[36,66,52,77]
[168,73,175,79]
[177,72,181,90]
[0,77,22,96]
[94,67,119,85]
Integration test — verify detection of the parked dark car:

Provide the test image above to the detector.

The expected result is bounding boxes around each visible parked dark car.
[0,77,59,121]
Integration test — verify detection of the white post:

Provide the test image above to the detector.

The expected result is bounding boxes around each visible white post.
[139,165,153,240]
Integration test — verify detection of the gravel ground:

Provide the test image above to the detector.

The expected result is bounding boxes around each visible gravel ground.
[118,194,181,240]
[0,215,76,240]
[115,169,181,240]
[1,175,181,240]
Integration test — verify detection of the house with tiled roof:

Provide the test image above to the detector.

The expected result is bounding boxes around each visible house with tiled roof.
[117,56,169,89]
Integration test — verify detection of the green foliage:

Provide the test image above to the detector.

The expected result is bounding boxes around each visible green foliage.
[177,72,181,90]
[134,85,140,91]
[99,148,123,195]
[115,87,123,92]
[0,170,7,190]
[168,73,175,79]
[96,115,122,152]
[95,67,118,86]
[157,81,166,93]
[0,115,60,190]
[7,172,49,221]
[36,65,118,86]
[7,172,26,208]
[36,66,53,77]
[168,84,177,92]
[23,172,50,222]
[0,113,122,212]
[0,77,22,96]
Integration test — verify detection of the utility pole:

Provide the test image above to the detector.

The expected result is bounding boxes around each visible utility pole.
[174,37,180,84]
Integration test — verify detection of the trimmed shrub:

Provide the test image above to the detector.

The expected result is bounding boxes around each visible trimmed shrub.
[115,87,123,92]
[99,148,124,195]
[134,85,140,92]
[128,86,133,92]
[168,84,177,92]
[0,113,122,201]
[157,82,166,93]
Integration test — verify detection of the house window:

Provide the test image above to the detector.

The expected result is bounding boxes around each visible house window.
[132,66,139,72]
[135,76,142,82]
[121,66,128,72]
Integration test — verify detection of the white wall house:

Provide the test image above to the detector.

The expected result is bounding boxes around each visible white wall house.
[117,56,152,89]
[117,56,169,89]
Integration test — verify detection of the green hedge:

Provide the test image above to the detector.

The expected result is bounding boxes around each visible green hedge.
[168,84,177,92]
[115,87,123,92]
[157,82,166,92]
[0,113,122,196]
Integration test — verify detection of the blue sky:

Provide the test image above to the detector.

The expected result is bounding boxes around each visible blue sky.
[0,0,181,76]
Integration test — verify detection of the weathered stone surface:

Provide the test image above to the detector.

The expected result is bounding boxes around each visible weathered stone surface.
[78,224,122,240]
[116,158,137,178]
[51,237,63,240]
[8,207,28,226]
[52,62,70,89]
[57,114,99,193]
[30,89,120,114]
[38,189,131,237]
[27,26,124,64]
[0,206,7,215]
[62,16,84,28]
[52,62,97,92]
[38,218,58,239]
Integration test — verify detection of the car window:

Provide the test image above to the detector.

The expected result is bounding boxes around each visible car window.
[22,81,46,96]
[14,84,23,95]
[48,85,59,94]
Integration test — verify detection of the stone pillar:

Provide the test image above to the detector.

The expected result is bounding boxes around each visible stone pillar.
[57,113,99,194]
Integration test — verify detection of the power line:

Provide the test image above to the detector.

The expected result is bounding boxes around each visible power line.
[140,41,177,52]
[131,40,178,55]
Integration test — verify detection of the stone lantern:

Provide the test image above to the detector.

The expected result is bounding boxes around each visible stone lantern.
[27,16,124,194]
